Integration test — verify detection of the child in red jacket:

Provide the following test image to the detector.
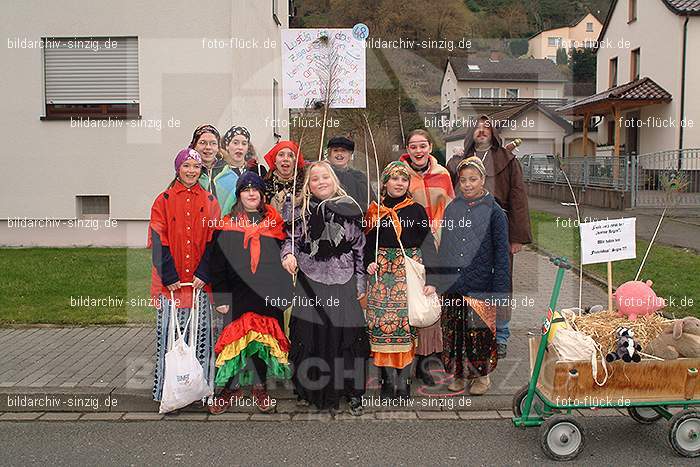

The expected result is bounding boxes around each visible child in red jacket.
[150,148,220,402]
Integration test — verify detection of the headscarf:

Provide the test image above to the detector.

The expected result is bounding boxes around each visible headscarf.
[235,172,266,198]
[364,161,415,237]
[222,126,251,148]
[456,156,486,178]
[174,148,202,174]
[189,124,220,149]
[263,141,305,172]
[381,160,411,185]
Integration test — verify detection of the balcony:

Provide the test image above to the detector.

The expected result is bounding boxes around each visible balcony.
[458,97,572,109]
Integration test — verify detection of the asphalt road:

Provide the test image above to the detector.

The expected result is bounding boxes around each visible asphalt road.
[0,418,696,466]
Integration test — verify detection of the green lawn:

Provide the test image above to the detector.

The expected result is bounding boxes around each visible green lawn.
[530,210,700,318]
[1,213,698,324]
[0,248,154,325]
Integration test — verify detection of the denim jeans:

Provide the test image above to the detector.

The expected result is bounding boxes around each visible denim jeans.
[496,318,510,345]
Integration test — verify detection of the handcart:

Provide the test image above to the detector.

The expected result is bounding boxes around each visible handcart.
[512,257,700,460]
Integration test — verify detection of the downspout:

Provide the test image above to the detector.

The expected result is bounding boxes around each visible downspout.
[679,15,689,168]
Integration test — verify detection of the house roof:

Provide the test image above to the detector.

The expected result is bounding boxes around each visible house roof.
[664,0,700,14]
[529,12,602,40]
[597,0,700,50]
[447,56,568,83]
[444,100,573,142]
[557,77,672,115]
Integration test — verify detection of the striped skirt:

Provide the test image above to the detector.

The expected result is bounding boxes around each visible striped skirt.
[152,292,214,401]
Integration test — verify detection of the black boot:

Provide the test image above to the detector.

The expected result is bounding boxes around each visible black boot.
[396,366,412,400]
[415,355,436,386]
[379,367,396,400]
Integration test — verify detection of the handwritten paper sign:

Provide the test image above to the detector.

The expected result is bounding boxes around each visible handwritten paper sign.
[580,218,636,265]
[281,28,366,109]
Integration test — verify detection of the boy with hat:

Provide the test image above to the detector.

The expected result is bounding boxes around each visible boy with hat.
[326,136,373,212]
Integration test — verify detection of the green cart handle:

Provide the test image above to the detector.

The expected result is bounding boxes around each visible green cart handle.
[515,256,569,427]
[549,256,572,271]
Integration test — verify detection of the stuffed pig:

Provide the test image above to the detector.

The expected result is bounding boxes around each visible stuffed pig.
[613,280,666,320]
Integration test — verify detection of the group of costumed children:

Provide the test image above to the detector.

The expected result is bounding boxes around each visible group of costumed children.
[149,123,518,416]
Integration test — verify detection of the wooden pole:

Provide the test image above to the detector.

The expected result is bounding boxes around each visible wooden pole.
[607,261,614,312]
[613,106,621,179]
[582,112,590,156]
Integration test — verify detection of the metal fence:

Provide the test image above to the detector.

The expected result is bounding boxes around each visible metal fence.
[520,154,630,191]
[520,149,700,208]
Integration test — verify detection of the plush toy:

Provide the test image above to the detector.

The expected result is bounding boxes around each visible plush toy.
[613,280,666,320]
[606,327,642,363]
[583,304,604,315]
[646,317,700,360]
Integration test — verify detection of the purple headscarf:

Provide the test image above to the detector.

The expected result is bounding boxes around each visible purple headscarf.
[174,148,202,173]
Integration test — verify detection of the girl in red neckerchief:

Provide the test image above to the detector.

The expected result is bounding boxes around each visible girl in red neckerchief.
[208,172,292,414]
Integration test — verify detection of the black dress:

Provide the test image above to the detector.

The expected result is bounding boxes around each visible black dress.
[210,210,293,387]
[283,198,370,410]
[210,211,291,327]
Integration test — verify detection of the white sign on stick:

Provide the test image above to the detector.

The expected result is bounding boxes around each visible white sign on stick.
[580,218,636,265]
[281,29,366,109]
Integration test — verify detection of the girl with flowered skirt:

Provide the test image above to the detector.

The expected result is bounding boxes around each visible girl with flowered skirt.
[364,161,439,400]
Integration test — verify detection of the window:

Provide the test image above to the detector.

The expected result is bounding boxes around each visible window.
[586,22,594,32]
[272,79,281,138]
[629,0,637,22]
[609,57,618,88]
[536,89,558,98]
[467,64,480,72]
[42,37,139,119]
[607,120,615,145]
[631,48,640,81]
[77,196,109,217]
[272,0,281,25]
[506,88,519,99]
[547,37,561,47]
[468,88,500,98]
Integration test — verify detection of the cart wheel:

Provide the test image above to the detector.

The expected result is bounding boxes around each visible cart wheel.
[628,406,663,424]
[668,410,700,458]
[513,384,544,418]
[540,415,585,461]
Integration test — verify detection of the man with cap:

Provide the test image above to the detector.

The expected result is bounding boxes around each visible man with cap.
[326,136,373,212]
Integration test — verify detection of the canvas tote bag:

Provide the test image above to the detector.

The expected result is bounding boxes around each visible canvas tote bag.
[549,309,609,386]
[398,238,442,328]
[159,287,212,414]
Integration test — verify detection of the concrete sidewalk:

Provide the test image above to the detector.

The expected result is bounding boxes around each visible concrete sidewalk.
[0,248,607,415]
[529,197,700,252]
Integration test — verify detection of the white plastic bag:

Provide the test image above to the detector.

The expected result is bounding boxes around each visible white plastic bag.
[400,239,441,328]
[159,288,212,414]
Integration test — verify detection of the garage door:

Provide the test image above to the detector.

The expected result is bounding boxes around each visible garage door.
[518,138,555,156]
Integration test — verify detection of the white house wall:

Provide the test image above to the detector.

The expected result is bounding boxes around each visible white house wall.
[595,0,689,154]
[0,0,288,246]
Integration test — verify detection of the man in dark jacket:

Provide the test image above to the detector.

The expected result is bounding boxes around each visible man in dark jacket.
[446,115,532,358]
[326,136,373,212]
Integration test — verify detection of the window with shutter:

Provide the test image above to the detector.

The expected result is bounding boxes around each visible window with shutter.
[42,36,139,119]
